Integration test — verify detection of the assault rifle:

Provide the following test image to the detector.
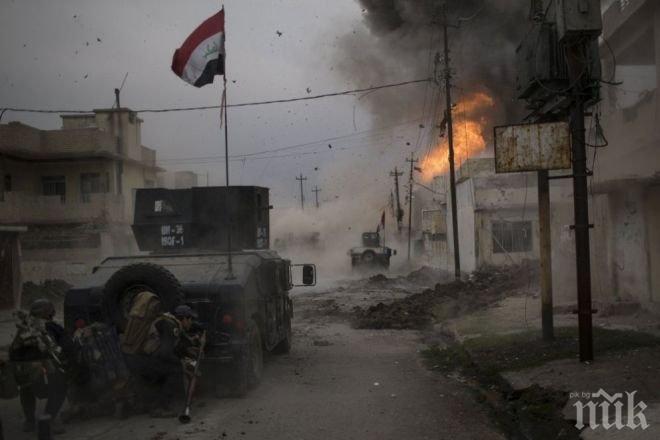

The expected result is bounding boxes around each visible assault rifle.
[14,310,65,372]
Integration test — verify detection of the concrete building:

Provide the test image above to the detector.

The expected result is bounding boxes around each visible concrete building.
[426,157,582,304]
[579,0,660,310]
[0,226,26,310]
[420,2,660,310]
[157,170,199,189]
[434,158,542,273]
[0,108,162,284]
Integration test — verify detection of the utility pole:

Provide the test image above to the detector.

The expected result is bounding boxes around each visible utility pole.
[538,169,554,341]
[566,41,594,362]
[296,174,307,210]
[406,153,418,262]
[442,3,461,280]
[390,167,404,233]
[312,186,321,209]
[527,7,554,342]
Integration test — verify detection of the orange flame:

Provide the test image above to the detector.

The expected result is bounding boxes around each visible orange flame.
[420,92,494,182]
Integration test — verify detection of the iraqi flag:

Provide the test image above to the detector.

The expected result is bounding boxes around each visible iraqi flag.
[171,10,225,87]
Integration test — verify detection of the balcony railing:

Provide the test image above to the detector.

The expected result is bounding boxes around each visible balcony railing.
[0,191,127,224]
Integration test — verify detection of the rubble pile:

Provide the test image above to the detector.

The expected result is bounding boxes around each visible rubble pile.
[404,266,453,286]
[353,264,536,330]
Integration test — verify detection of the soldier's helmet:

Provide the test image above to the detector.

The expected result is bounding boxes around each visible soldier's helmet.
[29,298,56,320]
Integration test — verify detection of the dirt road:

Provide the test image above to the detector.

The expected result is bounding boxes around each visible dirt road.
[2,281,504,440]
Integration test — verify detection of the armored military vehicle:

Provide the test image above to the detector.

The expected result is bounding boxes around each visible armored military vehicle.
[64,186,315,396]
[349,231,396,269]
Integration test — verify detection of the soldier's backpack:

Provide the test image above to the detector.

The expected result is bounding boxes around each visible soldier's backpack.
[142,313,182,355]
[120,291,162,355]
[73,322,129,393]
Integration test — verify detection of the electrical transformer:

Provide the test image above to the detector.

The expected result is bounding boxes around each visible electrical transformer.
[554,0,602,42]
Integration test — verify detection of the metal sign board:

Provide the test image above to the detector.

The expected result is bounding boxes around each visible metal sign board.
[494,121,571,173]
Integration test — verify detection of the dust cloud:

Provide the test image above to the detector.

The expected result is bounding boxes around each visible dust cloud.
[270,2,531,277]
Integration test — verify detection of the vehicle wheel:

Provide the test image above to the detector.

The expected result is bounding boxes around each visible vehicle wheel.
[102,263,183,331]
[361,251,376,264]
[273,317,292,355]
[233,320,263,395]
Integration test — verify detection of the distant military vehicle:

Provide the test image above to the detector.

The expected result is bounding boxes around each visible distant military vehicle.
[64,186,315,397]
[349,231,396,269]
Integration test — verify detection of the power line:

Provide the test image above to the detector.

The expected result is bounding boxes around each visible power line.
[156,116,424,163]
[1,78,430,116]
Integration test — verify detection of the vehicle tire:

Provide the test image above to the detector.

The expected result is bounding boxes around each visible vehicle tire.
[272,316,292,355]
[102,263,183,331]
[361,250,376,264]
[233,320,263,396]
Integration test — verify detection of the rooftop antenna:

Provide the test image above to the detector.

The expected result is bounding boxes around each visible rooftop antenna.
[114,72,129,108]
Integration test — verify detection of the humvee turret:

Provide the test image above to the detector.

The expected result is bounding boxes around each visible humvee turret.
[64,186,315,396]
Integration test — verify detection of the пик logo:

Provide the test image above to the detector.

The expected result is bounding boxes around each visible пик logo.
[573,389,649,430]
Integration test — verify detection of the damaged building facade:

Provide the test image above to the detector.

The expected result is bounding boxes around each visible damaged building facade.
[428,158,557,274]
[421,0,660,311]
[584,0,660,310]
[0,108,162,285]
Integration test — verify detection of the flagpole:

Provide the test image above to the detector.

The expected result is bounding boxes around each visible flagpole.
[222,6,234,280]
[223,79,229,186]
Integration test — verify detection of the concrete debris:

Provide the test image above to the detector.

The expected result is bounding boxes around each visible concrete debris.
[312,339,332,346]
[353,264,535,330]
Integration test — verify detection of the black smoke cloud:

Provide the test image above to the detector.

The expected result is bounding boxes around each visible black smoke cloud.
[339,0,529,128]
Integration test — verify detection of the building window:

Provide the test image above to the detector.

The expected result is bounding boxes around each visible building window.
[492,221,532,254]
[42,176,66,203]
[80,172,109,202]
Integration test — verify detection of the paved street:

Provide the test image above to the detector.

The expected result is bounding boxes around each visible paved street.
[1,285,503,440]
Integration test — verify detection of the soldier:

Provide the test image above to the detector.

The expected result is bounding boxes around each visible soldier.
[10,299,74,435]
[123,301,201,418]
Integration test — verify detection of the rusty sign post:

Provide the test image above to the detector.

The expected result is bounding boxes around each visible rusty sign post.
[494,121,571,342]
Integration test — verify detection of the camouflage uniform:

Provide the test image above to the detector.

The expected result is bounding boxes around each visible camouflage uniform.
[10,299,73,434]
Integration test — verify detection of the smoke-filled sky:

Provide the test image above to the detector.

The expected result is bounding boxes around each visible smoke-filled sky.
[1,0,531,265]
[0,0,432,209]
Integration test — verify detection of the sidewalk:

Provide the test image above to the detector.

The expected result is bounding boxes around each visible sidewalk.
[436,294,660,439]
